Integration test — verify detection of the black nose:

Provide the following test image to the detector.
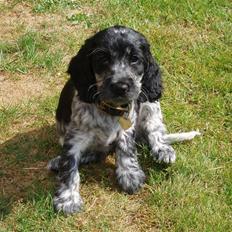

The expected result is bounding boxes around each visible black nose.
[111,81,129,95]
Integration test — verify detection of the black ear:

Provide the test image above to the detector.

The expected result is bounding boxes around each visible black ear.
[67,39,97,103]
[138,44,162,103]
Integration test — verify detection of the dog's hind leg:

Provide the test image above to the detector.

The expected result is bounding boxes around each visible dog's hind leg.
[48,151,106,172]
[137,101,200,164]
[137,101,176,163]
[80,151,107,165]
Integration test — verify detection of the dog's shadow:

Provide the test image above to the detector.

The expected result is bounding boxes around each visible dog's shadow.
[0,124,170,220]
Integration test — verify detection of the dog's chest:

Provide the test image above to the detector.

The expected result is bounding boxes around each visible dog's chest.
[71,100,121,147]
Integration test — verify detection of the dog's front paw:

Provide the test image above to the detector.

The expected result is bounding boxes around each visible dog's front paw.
[153,145,176,164]
[53,189,83,214]
[116,168,145,194]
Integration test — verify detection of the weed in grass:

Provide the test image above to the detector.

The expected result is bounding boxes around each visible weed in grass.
[67,13,92,28]
[18,32,43,61]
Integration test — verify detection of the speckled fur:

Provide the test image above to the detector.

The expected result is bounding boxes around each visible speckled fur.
[51,95,144,214]
[49,95,200,214]
[48,26,200,214]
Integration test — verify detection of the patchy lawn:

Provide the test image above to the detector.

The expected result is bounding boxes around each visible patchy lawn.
[0,0,231,231]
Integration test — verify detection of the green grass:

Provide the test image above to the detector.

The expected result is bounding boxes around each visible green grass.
[67,13,92,28]
[31,0,79,13]
[0,32,64,74]
[0,0,231,231]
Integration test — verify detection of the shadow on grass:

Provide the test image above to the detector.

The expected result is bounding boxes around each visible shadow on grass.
[0,125,115,219]
[0,125,58,220]
[0,125,170,220]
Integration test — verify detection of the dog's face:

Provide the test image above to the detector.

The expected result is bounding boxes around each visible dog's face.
[68,26,162,104]
[90,28,145,105]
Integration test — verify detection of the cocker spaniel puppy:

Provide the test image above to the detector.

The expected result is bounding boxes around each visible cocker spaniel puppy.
[48,26,200,214]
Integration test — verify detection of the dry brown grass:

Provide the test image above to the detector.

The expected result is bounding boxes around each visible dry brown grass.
[0,71,65,106]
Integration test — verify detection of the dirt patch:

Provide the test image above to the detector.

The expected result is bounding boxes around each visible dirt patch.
[0,71,65,106]
[0,1,97,108]
[0,1,95,41]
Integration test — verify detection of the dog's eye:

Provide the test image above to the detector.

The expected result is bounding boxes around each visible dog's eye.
[100,57,110,64]
[130,55,139,64]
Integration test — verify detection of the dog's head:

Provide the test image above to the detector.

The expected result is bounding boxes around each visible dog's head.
[68,26,162,105]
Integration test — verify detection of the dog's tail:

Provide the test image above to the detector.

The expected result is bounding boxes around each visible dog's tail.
[163,131,201,144]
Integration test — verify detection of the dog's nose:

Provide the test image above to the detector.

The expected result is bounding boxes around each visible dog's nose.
[111,81,129,95]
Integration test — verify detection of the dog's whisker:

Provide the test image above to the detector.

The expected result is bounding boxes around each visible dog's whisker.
[92,91,101,100]
[141,88,149,101]
[141,86,150,94]
[88,83,98,92]
[88,79,105,93]
[88,47,108,56]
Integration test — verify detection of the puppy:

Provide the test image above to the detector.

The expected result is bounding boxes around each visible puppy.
[48,26,200,214]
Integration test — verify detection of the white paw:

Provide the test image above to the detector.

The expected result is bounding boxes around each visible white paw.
[153,145,176,164]
[54,189,83,214]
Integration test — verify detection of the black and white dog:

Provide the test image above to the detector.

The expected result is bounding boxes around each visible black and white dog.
[48,26,200,214]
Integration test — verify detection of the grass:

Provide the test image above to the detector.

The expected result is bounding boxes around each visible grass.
[1,32,64,73]
[0,0,231,231]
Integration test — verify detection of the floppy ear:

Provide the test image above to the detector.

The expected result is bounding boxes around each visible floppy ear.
[67,39,97,103]
[138,44,163,103]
